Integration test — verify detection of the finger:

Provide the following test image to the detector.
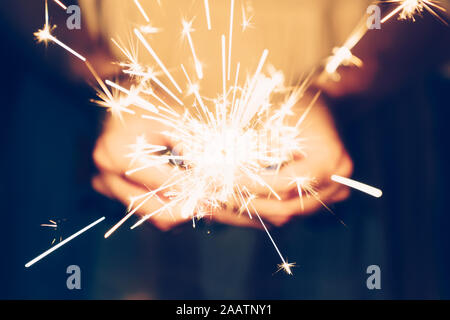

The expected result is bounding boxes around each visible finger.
[244,181,346,226]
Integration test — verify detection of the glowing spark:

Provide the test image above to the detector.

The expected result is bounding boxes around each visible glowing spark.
[134,28,182,93]
[35,16,86,62]
[227,0,235,81]
[41,219,67,245]
[382,0,447,24]
[53,0,67,10]
[48,35,86,61]
[231,62,241,113]
[203,0,212,30]
[134,0,150,23]
[41,221,57,228]
[139,24,162,35]
[25,217,105,268]
[34,0,52,46]
[289,177,316,211]
[182,20,204,79]
[105,210,134,239]
[181,64,207,112]
[221,34,227,103]
[241,5,254,31]
[276,261,296,275]
[41,224,57,228]
[105,80,158,113]
[85,60,113,101]
[325,46,362,76]
[254,209,293,275]
[331,175,383,198]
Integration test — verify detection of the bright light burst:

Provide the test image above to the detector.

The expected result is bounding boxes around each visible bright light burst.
[383,0,448,24]
[95,3,319,274]
[26,217,105,268]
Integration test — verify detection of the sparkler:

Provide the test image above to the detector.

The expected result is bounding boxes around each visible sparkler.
[182,20,204,79]
[32,0,448,274]
[323,0,447,79]
[241,3,254,31]
[204,0,212,30]
[227,0,235,80]
[331,175,383,198]
[41,219,64,245]
[134,0,150,23]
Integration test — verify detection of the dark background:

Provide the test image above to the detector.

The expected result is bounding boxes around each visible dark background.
[0,1,449,299]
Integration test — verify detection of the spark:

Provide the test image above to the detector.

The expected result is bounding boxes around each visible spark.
[134,28,182,93]
[182,20,204,79]
[46,35,86,61]
[325,46,362,77]
[94,83,135,122]
[254,208,292,275]
[53,0,67,10]
[41,219,58,229]
[134,0,150,23]
[181,64,207,112]
[41,223,57,228]
[289,177,317,212]
[203,0,212,30]
[34,0,53,46]
[41,219,67,245]
[241,5,254,31]
[105,208,136,239]
[322,0,447,80]
[331,175,383,198]
[382,0,448,24]
[139,24,162,35]
[34,1,85,61]
[25,217,105,268]
[105,79,159,113]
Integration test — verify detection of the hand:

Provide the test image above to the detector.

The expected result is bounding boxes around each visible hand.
[243,98,353,227]
[92,112,261,231]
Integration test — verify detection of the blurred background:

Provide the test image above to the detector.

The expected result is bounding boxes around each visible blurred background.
[0,0,449,299]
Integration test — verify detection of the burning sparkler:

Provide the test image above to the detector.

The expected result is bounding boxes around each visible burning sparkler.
[36,0,450,273]
[26,217,105,268]
[41,219,65,245]
[383,0,448,24]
